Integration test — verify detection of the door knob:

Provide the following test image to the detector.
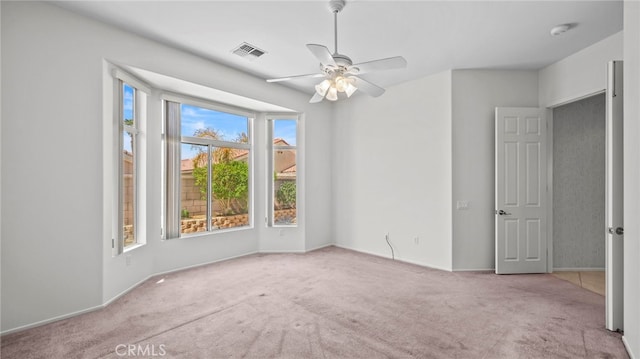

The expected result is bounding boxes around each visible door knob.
[608,227,624,235]
[496,210,512,216]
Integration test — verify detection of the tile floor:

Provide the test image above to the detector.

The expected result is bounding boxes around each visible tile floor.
[552,271,605,296]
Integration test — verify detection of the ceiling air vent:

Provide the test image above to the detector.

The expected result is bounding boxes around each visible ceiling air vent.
[232,42,267,61]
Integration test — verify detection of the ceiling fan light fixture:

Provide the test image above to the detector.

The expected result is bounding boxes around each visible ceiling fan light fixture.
[334,76,348,92]
[326,87,338,101]
[315,79,331,96]
[345,82,357,97]
[266,0,407,104]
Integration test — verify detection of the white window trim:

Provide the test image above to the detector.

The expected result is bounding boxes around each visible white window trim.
[163,95,256,239]
[162,92,256,119]
[267,115,300,228]
[112,69,150,255]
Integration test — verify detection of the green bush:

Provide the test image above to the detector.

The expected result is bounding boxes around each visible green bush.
[276,181,296,209]
[193,161,249,215]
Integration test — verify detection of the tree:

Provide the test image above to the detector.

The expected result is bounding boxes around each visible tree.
[191,128,250,215]
[191,128,220,166]
[212,161,249,214]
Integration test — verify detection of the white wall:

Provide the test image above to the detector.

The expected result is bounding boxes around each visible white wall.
[535,11,638,357]
[304,109,335,252]
[0,1,4,327]
[2,2,104,331]
[451,70,539,271]
[1,1,333,333]
[539,32,623,108]
[623,1,640,357]
[333,71,453,271]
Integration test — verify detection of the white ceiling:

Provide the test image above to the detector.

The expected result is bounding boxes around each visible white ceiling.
[54,1,623,95]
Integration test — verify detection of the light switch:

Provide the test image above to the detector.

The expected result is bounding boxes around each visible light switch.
[457,200,469,210]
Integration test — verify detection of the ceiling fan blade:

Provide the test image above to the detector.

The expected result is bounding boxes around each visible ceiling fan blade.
[351,76,386,97]
[266,73,325,83]
[306,44,336,67]
[309,92,325,103]
[349,56,407,75]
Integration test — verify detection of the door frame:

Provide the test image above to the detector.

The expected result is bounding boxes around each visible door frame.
[544,90,606,274]
[495,107,549,274]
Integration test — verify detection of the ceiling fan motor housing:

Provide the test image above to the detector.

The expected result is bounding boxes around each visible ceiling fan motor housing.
[333,53,352,67]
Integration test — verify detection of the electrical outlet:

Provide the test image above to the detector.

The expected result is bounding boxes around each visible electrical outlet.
[456,200,469,210]
[414,236,419,245]
[125,255,132,266]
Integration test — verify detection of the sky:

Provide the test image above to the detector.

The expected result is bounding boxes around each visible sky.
[274,119,297,146]
[180,104,297,159]
[123,84,134,152]
[122,84,297,158]
[180,104,248,141]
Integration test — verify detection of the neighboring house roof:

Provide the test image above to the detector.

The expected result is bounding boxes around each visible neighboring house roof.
[273,138,289,146]
[276,163,296,180]
[181,158,193,171]
[282,164,296,173]
[180,138,296,177]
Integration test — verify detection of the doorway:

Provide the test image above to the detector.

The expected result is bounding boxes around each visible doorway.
[493,65,623,332]
[551,93,606,287]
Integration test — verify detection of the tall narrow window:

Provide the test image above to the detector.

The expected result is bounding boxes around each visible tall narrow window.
[115,77,147,253]
[269,118,298,226]
[122,83,137,247]
[165,100,253,238]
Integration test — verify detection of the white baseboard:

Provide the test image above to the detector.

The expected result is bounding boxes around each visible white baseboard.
[453,268,495,272]
[623,336,636,359]
[1,304,104,336]
[305,242,335,252]
[258,242,334,254]
[258,249,306,253]
[333,244,452,272]
[553,267,605,272]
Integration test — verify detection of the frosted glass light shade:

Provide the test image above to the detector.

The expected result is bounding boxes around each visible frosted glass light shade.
[315,80,331,96]
[345,82,357,97]
[334,76,347,92]
[326,87,338,101]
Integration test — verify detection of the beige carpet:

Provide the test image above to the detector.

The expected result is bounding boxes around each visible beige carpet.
[1,246,628,358]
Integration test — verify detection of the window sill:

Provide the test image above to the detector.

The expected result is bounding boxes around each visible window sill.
[124,242,146,253]
[176,224,255,240]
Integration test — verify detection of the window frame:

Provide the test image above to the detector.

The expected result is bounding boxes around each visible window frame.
[112,69,150,255]
[267,115,299,227]
[163,93,256,239]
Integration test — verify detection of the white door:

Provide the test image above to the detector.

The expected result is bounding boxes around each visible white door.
[495,108,548,274]
[606,61,624,332]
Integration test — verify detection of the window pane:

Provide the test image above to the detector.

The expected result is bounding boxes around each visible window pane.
[123,83,134,127]
[274,119,296,146]
[181,143,208,235]
[123,131,135,246]
[273,148,296,225]
[212,147,250,230]
[180,104,248,143]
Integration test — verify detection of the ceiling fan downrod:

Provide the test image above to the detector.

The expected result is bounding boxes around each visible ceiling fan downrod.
[329,0,346,55]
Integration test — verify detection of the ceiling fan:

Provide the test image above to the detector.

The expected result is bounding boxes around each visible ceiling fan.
[266,0,407,103]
